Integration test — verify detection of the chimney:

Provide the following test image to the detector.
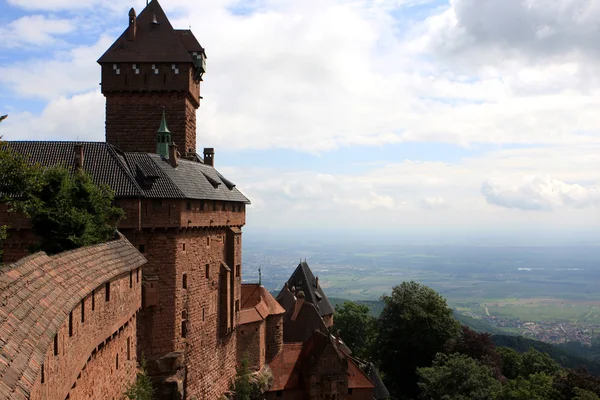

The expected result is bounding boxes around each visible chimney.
[291,291,305,321]
[203,148,214,167]
[74,143,84,170]
[128,8,137,41]
[169,143,179,168]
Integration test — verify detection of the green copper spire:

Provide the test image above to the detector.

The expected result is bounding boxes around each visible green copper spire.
[156,108,171,158]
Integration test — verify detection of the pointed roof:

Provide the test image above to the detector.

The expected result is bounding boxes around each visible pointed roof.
[157,108,171,133]
[98,0,201,64]
[278,261,334,317]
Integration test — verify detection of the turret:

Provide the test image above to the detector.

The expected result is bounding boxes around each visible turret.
[156,108,171,158]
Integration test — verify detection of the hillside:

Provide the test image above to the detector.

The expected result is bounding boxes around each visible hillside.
[328,296,600,375]
[493,335,600,375]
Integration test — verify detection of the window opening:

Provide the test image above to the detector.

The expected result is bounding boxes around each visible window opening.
[69,312,73,337]
[105,282,111,302]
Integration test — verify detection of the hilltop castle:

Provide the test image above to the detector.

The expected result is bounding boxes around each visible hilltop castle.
[0,2,387,399]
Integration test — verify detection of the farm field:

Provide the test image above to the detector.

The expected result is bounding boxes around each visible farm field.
[243,233,600,326]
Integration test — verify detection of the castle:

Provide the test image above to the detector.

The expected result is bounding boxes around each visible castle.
[0,2,387,399]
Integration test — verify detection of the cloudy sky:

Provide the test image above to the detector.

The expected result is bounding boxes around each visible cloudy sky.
[1,0,600,241]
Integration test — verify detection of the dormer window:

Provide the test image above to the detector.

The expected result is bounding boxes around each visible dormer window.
[133,64,140,74]
[172,64,179,74]
[113,64,120,75]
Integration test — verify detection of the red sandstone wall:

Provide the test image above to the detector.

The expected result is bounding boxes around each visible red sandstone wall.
[265,390,305,400]
[265,315,283,364]
[349,388,376,400]
[116,199,246,230]
[29,271,141,400]
[237,321,265,371]
[104,92,197,154]
[305,345,349,399]
[176,228,241,399]
[124,226,242,399]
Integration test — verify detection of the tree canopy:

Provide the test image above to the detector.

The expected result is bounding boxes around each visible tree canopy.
[418,353,502,400]
[332,301,377,359]
[376,281,461,398]
[0,139,124,258]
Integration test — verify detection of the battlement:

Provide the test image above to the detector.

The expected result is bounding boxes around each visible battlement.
[100,62,200,106]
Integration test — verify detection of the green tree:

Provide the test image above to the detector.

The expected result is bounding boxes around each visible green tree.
[499,373,557,400]
[234,355,257,400]
[0,139,44,261]
[417,353,502,400]
[497,347,523,380]
[332,301,377,359]
[376,281,461,399]
[124,357,154,400]
[574,388,600,400]
[26,167,124,254]
[521,348,560,377]
[0,139,124,257]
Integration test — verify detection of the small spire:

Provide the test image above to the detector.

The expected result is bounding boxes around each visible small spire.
[157,108,170,133]
[259,266,262,286]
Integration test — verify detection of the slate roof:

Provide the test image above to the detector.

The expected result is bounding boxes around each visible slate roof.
[5,141,250,203]
[277,288,328,343]
[239,284,285,325]
[98,0,203,64]
[363,362,390,400]
[278,261,334,317]
[0,233,146,400]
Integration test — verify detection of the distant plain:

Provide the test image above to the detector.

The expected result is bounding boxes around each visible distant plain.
[243,233,600,324]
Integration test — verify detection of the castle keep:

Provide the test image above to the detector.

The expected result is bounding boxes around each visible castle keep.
[0,1,387,399]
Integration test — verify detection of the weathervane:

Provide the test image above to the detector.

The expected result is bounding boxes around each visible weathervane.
[258,266,262,286]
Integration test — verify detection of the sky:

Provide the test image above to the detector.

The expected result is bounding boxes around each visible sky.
[1,0,600,242]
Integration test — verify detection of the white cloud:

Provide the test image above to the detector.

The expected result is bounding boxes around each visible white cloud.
[4,0,600,234]
[1,91,105,142]
[482,175,600,211]
[0,15,74,48]
[0,37,113,99]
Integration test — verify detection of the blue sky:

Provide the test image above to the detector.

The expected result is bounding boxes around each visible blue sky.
[2,0,600,240]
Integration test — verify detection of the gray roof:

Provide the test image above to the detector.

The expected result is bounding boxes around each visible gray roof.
[278,261,334,317]
[5,141,250,203]
[363,362,390,400]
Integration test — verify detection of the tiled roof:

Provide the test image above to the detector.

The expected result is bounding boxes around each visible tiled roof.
[0,234,146,400]
[268,331,375,393]
[279,262,334,317]
[239,284,285,325]
[5,141,250,203]
[267,343,303,392]
[5,142,143,197]
[176,30,205,55]
[98,0,199,64]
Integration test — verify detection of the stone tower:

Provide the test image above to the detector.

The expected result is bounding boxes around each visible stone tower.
[98,0,206,155]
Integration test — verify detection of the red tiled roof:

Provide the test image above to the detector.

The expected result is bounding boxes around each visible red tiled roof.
[0,234,146,400]
[239,284,284,326]
[268,343,303,391]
